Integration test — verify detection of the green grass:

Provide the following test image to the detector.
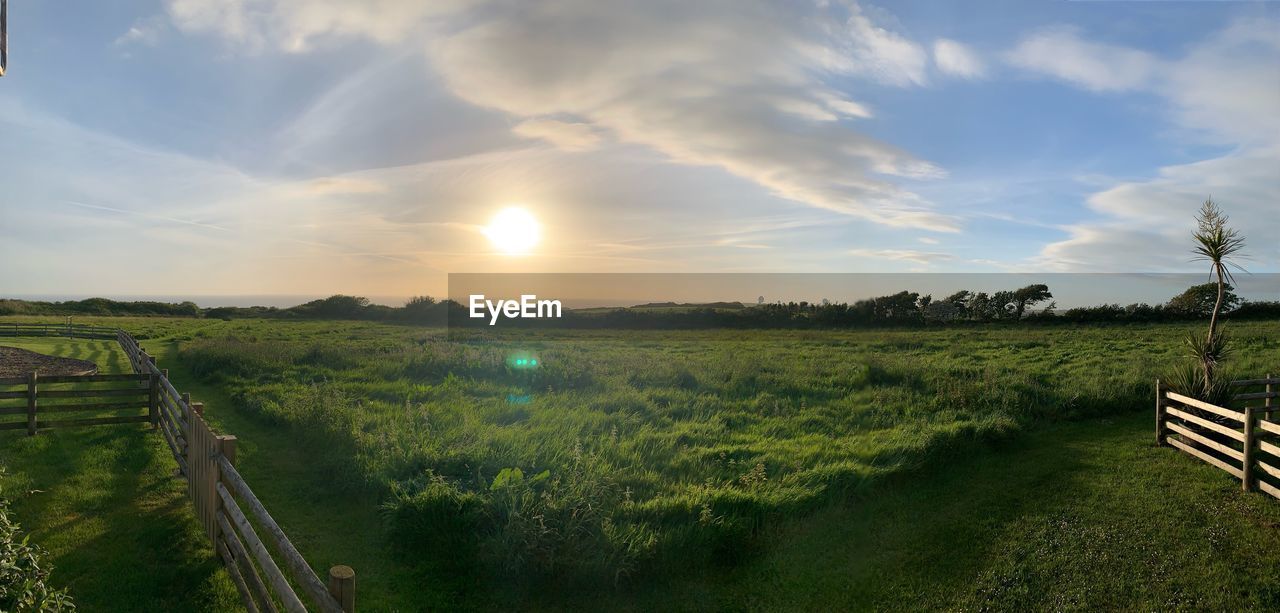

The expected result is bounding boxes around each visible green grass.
[0,318,1277,610]
[0,337,239,611]
[568,411,1280,611]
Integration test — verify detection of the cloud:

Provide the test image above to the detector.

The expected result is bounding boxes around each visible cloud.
[426,0,956,231]
[115,16,168,47]
[511,119,603,151]
[159,0,958,233]
[1030,19,1280,272]
[1038,148,1280,271]
[165,0,466,52]
[917,236,940,245]
[848,248,953,264]
[933,39,985,79]
[1006,26,1158,92]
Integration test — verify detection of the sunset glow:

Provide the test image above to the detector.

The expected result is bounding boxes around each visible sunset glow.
[483,207,541,256]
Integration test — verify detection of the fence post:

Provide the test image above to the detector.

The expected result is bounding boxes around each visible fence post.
[1155,379,1166,446]
[1268,373,1275,423]
[328,565,356,612]
[192,401,205,417]
[1242,405,1256,492]
[26,372,37,436]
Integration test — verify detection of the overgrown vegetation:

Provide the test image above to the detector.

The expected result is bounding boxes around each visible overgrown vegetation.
[166,319,1280,587]
[0,491,74,611]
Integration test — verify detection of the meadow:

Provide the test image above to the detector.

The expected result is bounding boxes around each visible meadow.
[1,317,1279,610]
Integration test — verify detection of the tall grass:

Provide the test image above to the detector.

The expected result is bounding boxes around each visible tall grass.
[174,321,1280,584]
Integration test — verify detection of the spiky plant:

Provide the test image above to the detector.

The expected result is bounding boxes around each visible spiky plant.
[1188,199,1246,391]
[1166,360,1234,408]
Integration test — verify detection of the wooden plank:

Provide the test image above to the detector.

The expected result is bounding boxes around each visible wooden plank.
[217,457,345,613]
[1232,378,1280,387]
[1167,421,1244,462]
[156,407,187,470]
[1234,391,1280,401]
[1167,436,1244,479]
[159,394,189,436]
[216,484,309,613]
[37,374,149,384]
[1165,391,1245,422]
[1259,480,1280,501]
[1258,439,1280,460]
[0,406,28,415]
[36,415,150,428]
[0,421,30,431]
[217,539,262,613]
[1255,459,1280,481]
[0,377,27,386]
[37,402,147,413]
[1261,420,1280,436]
[0,391,27,399]
[38,388,150,399]
[1165,407,1245,442]
[217,512,280,613]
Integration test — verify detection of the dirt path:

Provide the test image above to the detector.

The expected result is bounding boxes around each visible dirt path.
[0,346,98,377]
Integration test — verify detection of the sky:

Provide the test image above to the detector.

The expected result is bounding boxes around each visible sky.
[0,0,1277,303]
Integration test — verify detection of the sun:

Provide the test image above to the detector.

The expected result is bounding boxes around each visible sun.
[483,207,541,255]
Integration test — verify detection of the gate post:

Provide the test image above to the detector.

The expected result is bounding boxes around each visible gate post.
[1242,405,1256,492]
[329,565,356,612]
[1155,379,1166,446]
[26,372,37,436]
[148,372,160,429]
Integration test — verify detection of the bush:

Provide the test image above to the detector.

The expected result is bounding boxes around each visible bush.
[0,498,74,611]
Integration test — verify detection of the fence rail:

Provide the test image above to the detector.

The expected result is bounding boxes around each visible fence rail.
[1,322,354,611]
[1157,374,1279,499]
[2,322,119,339]
[0,371,153,435]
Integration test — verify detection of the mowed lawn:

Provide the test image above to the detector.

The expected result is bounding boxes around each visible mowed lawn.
[0,337,240,612]
[0,321,1278,610]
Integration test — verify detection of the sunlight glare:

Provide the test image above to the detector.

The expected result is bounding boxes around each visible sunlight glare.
[484,207,541,255]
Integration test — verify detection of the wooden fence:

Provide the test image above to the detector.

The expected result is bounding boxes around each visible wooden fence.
[1156,374,1280,499]
[0,323,354,611]
[0,372,155,435]
[2,322,119,339]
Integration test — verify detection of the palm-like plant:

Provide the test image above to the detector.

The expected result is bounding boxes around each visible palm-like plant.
[1187,199,1246,391]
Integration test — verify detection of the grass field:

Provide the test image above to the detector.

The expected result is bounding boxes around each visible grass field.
[0,336,239,611]
[0,318,1278,610]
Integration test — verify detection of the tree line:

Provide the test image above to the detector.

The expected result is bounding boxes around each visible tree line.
[3,283,1276,328]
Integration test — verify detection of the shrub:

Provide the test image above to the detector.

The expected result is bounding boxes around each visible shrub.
[0,498,74,611]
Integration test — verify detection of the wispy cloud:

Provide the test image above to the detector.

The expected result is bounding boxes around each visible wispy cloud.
[848,248,954,264]
[934,39,986,79]
[1021,19,1280,270]
[156,0,961,232]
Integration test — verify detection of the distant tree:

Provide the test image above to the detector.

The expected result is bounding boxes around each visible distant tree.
[995,291,1020,319]
[294,295,371,319]
[1167,283,1239,318]
[1011,284,1053,319]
